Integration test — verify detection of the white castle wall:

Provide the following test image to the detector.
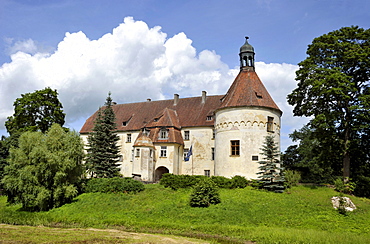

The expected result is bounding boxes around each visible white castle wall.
[214,106,281,179]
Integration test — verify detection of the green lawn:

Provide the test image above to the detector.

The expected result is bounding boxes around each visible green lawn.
[1,185,370,243]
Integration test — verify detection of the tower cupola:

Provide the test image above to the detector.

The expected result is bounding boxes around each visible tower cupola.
[239,36,255,70]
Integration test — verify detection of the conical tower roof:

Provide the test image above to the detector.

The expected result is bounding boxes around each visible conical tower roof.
[220,69,281,113]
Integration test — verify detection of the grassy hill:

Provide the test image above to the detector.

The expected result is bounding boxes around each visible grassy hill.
[1,184,370,243]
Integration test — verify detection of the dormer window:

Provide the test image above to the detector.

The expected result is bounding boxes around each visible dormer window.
[159,128,168,139]
[154,118,159,122]
[122,121,128,126]
[206,116,213,121]
[143,128,150,136]
[255,92,262,99]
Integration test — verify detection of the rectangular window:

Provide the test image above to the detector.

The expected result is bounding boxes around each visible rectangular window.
[231,140,240,156]
[160,146,167,157]
[135,148,140,157]
[267,116,274,132]
[184,131,190,140]
[131,149,134,162]
[184,148,189,161]
[159,129,168,139]
[252,155,259,161]
[119,155,123,162]
[204,170,210,177]
[211,147,215,160]
[127,133,131,143]
[212,129,216,139]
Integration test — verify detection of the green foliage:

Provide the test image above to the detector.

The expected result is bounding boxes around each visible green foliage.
[5,87,65,135]
[230,175,248,188]
[86,92,121,178]
[283,124,342,183]
[159,173,205,190]
[284,170,301,188]
[160,174,248,190]
[287,26,370,179]
[1,124,84,211]
[354,176,370,198]
[258,135,285,193]
[189,178,221,207]
[84,177,145,194]
[334,178,356,195]
[210,176,233,188]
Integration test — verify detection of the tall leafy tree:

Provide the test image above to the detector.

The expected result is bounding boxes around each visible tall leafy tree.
[287,26,370,179]
[257,135,285,193]
[86,93,120,178]
[5,87,65,135]
[1,124,84,211]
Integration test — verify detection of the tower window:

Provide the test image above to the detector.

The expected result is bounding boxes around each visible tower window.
[184,131,190,140]
[135,148,140,157]
[267,117,274,132]
[231,140,240,156]
[212,147,215,160]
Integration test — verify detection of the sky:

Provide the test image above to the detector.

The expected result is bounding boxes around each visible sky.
[0,0,369,151]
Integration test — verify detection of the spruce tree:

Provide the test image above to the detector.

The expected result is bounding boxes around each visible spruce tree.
[257,135,285,193]
[86,93,120,178]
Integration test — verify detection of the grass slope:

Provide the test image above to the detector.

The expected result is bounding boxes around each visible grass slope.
[1,185,370,243]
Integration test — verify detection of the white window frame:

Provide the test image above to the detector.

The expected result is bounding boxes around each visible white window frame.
[160,146,167,157]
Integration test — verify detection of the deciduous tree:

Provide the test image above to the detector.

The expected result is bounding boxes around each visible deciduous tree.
[5,87,65,135]
[287,26,370,179]
[1,124,84,211]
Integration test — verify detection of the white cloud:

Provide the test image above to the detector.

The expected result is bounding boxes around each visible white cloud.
[0,17,234,131]
[0,17,307,151]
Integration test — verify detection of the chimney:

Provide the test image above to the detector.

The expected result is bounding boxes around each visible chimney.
[202,91,207,103]
[174,94,179,106]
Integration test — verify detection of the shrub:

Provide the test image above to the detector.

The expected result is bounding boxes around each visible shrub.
[85,177,144,194]
[210,176,233,188]
[231,175,248,189]
[285,170,301,188]
[190,178,221,207]
[334,178,356,195]
[159,174,205,190]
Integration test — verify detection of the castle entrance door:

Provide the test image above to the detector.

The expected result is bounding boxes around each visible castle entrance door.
[155,166,169,182]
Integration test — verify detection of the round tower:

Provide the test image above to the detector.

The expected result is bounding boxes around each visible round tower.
[214,37,282,179]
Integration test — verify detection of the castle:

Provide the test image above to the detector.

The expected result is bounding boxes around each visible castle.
[80,37,282,182]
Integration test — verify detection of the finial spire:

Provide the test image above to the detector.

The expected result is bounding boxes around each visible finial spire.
[239,36,255,70]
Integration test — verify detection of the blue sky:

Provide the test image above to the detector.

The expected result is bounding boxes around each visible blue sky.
[0,0,369,150]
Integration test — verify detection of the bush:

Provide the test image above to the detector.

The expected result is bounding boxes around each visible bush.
[159,174,205,190]
[190,178,221,208]
[285,170,301,188]
[85,177,145,194]
[334,178,356,195]
[231,175,248,189]
[210,176,233,188]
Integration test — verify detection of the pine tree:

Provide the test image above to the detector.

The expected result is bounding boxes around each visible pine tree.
[257,135,285,193]
[86,93,120,178]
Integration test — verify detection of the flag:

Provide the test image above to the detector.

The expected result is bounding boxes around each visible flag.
[185,145,192,161]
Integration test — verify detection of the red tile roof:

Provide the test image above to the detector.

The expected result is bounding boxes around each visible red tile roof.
[80,69,282,136]
[80,95,223,134]
[220,68,282,114]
